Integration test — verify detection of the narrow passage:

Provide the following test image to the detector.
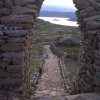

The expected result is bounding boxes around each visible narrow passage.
[34,45,67,98]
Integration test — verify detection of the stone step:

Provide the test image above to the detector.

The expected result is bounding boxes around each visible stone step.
[32,93,100,100]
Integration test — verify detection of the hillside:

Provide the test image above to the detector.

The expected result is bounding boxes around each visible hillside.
[33,19,79,42]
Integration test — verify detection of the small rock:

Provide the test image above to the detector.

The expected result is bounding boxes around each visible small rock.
[50,91,57,96]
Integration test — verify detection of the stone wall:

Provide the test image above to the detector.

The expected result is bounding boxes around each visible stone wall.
[72,0,100,94]
[0,0,44,99]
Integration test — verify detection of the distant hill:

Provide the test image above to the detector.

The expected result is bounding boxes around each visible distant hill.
[41,5,76,12]
[39,11,76,21]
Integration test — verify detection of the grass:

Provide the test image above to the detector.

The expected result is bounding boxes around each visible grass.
[64,60,78,77]
[29,43,43,95]
[33,19,79,42]
[30,43,42,74]
[57,45,79,53]
[30,57,40,74]
[32,43,42,54]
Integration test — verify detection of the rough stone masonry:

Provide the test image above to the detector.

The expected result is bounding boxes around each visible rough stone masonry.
[72,0,100,94]
[0,0,43,99]
[0,0,100,99]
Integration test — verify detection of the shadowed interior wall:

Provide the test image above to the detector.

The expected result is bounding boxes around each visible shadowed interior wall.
[0,0,43,99]
[0,0,100,99]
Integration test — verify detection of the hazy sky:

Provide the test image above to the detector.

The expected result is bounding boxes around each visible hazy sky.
[43,0,75,7]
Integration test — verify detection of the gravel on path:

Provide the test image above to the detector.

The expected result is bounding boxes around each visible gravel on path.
[34,45,68,98]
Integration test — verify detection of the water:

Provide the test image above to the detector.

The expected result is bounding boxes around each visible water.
[38,17,78,27]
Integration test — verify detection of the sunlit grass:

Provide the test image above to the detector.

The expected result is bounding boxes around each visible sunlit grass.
[64,60,78,77]
[32,43,42,53]
[30,57,40,74]
[57,45,79,53]
[30,43,42,74]
[34,19,79,42]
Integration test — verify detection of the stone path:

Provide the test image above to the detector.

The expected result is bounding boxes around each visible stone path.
[34,45,67,98]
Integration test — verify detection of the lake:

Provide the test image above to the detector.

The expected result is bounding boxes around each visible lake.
[38,17,78,27]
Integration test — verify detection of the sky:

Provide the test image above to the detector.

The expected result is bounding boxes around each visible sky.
[41,0,76,12]
[43,0,75,7]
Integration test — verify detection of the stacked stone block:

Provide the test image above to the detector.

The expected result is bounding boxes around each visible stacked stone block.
[0,0,44,99]
[72,0,100,94]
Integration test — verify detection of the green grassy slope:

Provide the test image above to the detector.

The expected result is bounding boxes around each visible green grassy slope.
[33,19,79,42]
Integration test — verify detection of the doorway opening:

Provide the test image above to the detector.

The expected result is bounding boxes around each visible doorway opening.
[30,0,80,98]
